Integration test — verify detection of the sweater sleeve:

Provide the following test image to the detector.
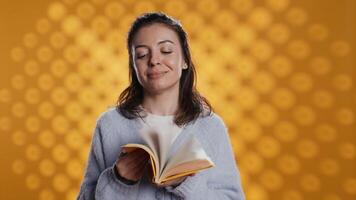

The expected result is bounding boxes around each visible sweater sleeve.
[165,116,246,200]
[76,119,141,200]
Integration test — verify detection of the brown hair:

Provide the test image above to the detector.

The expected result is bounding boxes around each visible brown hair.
[116,12,212,126]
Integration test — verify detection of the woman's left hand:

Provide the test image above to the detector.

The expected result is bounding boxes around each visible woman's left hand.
[155,174,195,188]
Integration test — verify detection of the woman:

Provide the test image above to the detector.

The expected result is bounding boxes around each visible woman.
[77,12,245,200]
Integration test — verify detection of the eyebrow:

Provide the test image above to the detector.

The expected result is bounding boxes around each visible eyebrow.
[134,40,175,49]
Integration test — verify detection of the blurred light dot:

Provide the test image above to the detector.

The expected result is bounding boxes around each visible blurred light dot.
[273,121,298,142]
[267,23,290,44]
[0,117,12,131]
[25,88,41,105]
[309,56,332,75]
[39,189,55,200]
[23,32,38,48]
[11,74,26,90]
[51,115,70,135]
[319,158,339,176]
[25,115,41,133]
[286,7,308,26]
[66,159,83,180]
[251,70,275,94]
[277,154,300,174]
[77,2,95,20]
[232,24,256,47]
[0,88,12,102]
[48,2,67,21]
[64,73,83,92]
[240,151,264,174]
[39,159,56,177]
[64,45,82,64]
[271,87,296,110]
[105,2,124,19]
[134,1,156,15]
[65,102,84,121]
[259,169,283,190]
[314,124,337,142]
[25,144,41,161]
[246,183,268,200]
[26,174,41,190]
[52,144,70,163]
[38,73,55,91]
[289,72,313,93]
[312,90,334,108]
[339,142,355,159]
[36,18,51,34]
[268,56,293,77]
[38,101,55,119]
[37,45,54,63]
[53,174,71,192]
[91,16,111,35]
[236,86,259,110]
[12,130,26,146]
[330,40,351,57]
[257,136,280,158]
[197,0,219,16]
[237,118,262,142]
[343,178,356,194]
[293,106,316,126]
[24,60,40,76]
[253,103,278,126]
[10,47,25,62]
[297,139,319,159]
[11,102,26,118]
[230,0,254,15]
[50,87,69,106]
[50,59,68,77]
[61,15,82,36]
[38,130,56,148]
[287,40,311,60]
[336,108,354,125]
[308,24,328,41]
[282,189,302,200]
[250,39,273,62]
[323,194,342,200]
[12,159,26,174]
[333,74,353,91]
[248,7,273,30]
[50,31,67,49]
[265,0,290,12]
[237,55,257,77]
[300,174,321,192]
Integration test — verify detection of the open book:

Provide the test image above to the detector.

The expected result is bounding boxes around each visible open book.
[122,126,215,184]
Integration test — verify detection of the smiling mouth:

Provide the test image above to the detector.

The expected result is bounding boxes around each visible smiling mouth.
[147,71,168,79]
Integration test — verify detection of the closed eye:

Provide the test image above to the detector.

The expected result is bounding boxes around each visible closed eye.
[137,54,147,59]
[162,51,172,54]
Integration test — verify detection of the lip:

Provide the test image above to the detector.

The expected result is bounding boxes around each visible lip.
[147,71,168,79]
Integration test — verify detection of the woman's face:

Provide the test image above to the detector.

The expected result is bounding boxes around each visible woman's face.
[131,23,185,94]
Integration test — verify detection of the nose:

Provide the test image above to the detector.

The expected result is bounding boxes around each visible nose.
[149,51,161,67]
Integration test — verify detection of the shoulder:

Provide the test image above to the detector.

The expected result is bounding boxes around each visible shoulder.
[196,111,227,130]
[96,106,129,127]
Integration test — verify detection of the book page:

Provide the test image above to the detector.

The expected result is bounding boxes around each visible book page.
[121,143,159,179]
[139,124,181,175]
[160,135,214,181]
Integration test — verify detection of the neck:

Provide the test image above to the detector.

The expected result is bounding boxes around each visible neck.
[142,88,179,116]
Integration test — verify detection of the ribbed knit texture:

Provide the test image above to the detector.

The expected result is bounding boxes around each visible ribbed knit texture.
[76,107,245,200]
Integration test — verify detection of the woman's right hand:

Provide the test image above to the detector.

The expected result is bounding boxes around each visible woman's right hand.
[115,149,149,182]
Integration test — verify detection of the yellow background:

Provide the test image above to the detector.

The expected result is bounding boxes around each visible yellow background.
[0,0,355,199]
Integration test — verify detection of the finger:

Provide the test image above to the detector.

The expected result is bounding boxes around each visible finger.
[121,149,148,164]
[128,155,149,169]
[125,153,149,168]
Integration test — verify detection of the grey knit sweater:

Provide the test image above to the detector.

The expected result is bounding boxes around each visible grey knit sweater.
[76,107,245,200]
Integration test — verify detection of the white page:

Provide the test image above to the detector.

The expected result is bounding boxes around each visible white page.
[160,135,213,179]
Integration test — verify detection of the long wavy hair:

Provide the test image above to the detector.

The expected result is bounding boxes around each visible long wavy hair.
[116,12,212,126]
